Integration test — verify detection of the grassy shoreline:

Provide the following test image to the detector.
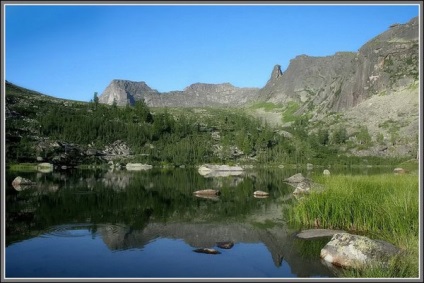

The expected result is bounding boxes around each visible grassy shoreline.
[285,172,419,278]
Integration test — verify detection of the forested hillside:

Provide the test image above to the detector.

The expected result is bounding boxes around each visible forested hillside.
[5,81,410,168]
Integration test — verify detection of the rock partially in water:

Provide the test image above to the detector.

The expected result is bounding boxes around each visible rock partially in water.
[193,189,221,196]
[125,163,152,171]
[193,248,221,255]
[285,173,324,195]
[292,182,311,195]
[37,162,53,173]
[320,233,401,269]
[284,173,310,184]
[198,164,244,177]
[216,241,234,249]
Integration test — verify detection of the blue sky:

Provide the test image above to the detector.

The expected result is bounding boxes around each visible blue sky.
[4,3,420,102]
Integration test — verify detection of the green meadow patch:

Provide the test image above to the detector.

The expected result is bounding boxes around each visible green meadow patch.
[285,173,419,278]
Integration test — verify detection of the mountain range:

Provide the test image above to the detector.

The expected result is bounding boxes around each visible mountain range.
[98,16,418,115]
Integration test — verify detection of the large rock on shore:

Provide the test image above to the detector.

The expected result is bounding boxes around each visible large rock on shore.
[320,233,401,269]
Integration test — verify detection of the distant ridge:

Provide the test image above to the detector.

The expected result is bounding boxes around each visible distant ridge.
[98,16,418,115]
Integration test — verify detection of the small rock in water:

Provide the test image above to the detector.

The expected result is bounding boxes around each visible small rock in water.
[216,241,234,249]
[193,189,221,196]
[193,248,221,254]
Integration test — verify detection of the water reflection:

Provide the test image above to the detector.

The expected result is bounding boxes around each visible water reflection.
[5,166,394,278]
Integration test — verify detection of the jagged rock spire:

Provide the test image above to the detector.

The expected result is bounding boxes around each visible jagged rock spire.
[271,64,282,79]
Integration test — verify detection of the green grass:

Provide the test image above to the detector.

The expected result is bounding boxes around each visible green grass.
[285,173,419,278]
[282,101,300,122]
[7,163,38,172]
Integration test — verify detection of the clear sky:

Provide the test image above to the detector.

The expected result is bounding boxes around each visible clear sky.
[4,3,420,102]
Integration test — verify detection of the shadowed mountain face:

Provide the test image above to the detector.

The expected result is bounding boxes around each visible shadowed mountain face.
[98,17,418,114]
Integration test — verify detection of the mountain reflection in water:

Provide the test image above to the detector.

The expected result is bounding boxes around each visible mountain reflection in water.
[6,167,387,278]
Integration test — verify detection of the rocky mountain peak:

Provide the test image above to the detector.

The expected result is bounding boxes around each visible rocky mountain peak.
[98,79,159,106]
[271,65,282,80]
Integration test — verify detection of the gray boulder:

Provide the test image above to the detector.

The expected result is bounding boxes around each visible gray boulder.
[284,173,310,184]
[320,233,401,269]
[393,167,407,174]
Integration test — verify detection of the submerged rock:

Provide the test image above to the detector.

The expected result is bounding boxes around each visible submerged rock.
[320,233,401,269]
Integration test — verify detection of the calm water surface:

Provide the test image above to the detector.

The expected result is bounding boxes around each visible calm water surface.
[5,166,393,278]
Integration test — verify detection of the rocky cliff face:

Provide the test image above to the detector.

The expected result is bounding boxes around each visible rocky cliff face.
[99,80,260,107]
[259,16,419,114]
[99,17,418,115]
[98,79,159,106]
[147,83,260,107]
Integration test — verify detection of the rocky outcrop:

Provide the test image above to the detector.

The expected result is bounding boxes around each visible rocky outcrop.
[144,82,261,107]
[259,17,418,114]
[98,79,160,106]
[99,81,260,108]
[102,140,132,160]
[320,233,401,269]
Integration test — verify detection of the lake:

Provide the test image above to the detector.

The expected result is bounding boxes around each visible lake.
[4,165,393,279]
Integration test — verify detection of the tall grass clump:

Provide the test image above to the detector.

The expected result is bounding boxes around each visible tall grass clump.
[285,173,419,278]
